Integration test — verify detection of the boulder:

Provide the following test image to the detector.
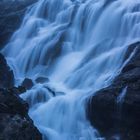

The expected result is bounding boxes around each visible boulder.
[35,76,49,84]
[87,42,140,140]
[21,78,34,90]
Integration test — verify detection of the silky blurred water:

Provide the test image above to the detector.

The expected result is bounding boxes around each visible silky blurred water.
[2,0,140,139]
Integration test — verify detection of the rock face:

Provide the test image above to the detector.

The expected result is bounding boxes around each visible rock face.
[0,53,14,88]
[87,42,140,140]
[0,53,42,139]
[0,88,42,140]
[0,0,38,49]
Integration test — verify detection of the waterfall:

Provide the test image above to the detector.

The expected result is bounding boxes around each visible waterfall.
[2,0,140,139]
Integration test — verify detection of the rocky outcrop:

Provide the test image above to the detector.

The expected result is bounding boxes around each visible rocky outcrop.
[0,88,42,140]
[87,42,140,140]
[0,53,14,88]
[0,0,38,49]
[0,53,42,139]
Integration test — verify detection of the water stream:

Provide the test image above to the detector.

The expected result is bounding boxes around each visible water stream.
[2,0,140,139]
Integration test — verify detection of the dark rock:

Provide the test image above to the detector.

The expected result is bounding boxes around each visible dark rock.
[122,42,140,73]
[8,86,26,95]
[35,76,49,84]
[0,88,42,140]
[22,78,34,90]
[0,50,42,139]
[0,53,14,88]
[0,114,41,140]
[87,42,140,140]
[17,86,26,93]
[0,88,28,116]
[0,0,38,49]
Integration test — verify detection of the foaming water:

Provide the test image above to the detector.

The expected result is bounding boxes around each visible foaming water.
[2,0,140,139]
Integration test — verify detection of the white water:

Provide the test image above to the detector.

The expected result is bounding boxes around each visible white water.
[117,87,127,104]
[2,0,140,139]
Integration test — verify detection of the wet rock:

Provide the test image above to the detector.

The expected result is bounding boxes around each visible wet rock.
[0,114,41,140]
[22,78,34,90]
[87,42,140,140]
[0,0,38,49]
[0,88,42,140]
[17,86,26,93]
[0,88,28,116]
[0,51,41,139]
[122,42,140,73]
[35,76,49,84]
[0,53,14,88]
[8,86,26,95]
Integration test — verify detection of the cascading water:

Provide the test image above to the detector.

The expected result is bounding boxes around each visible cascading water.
[1,0,140,139]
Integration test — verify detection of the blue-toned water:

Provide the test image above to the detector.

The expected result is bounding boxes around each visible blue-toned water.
[117,87,127,104]
[2,0,140,139]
